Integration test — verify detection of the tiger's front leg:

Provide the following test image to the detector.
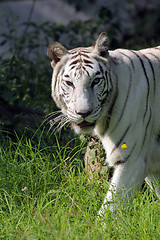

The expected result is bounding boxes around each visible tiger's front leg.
[98,156,147,217]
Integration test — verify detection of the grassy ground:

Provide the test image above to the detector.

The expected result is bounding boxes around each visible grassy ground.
[0,128,160,240]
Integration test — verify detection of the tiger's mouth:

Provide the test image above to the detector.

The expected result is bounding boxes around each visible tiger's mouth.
[72,120,95,127]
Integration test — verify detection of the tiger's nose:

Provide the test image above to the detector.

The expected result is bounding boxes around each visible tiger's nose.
[75,110,92,118]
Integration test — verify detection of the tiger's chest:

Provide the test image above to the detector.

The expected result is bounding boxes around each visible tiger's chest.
[93,100,155,167]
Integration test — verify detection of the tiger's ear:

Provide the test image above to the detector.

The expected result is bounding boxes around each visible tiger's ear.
[47,42,68,68]
[93,32,110,57]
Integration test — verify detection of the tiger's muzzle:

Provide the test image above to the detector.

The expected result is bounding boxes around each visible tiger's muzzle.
[72,120,95,127]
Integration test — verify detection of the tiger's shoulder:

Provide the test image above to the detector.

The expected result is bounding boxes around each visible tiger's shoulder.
[107,46,160,69]
[109,46,160,61]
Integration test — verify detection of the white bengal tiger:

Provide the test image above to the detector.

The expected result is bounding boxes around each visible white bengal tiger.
[47,32,160,216]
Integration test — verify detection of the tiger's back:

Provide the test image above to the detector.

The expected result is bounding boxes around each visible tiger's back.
[109,46,160,128]
[47,33,160,217]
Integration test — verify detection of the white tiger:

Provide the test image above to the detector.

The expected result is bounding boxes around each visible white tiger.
[47,32,160,216]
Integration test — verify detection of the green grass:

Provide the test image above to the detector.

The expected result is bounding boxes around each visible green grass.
[0,130,160,240]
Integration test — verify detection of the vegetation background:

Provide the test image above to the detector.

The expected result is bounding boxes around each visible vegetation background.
[0,0,160,239]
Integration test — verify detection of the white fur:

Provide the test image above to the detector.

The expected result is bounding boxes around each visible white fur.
[49,38,160,218]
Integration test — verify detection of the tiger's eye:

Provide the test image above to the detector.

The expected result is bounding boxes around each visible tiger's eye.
[66,81,74,88]
[91,78,101,88]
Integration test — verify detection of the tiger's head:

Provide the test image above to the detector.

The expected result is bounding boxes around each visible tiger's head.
[47,33,111,134]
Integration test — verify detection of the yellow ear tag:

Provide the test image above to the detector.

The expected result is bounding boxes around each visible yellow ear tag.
[121,142,127,149]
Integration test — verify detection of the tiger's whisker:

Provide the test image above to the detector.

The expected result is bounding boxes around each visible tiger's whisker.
[43,110,62,124]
